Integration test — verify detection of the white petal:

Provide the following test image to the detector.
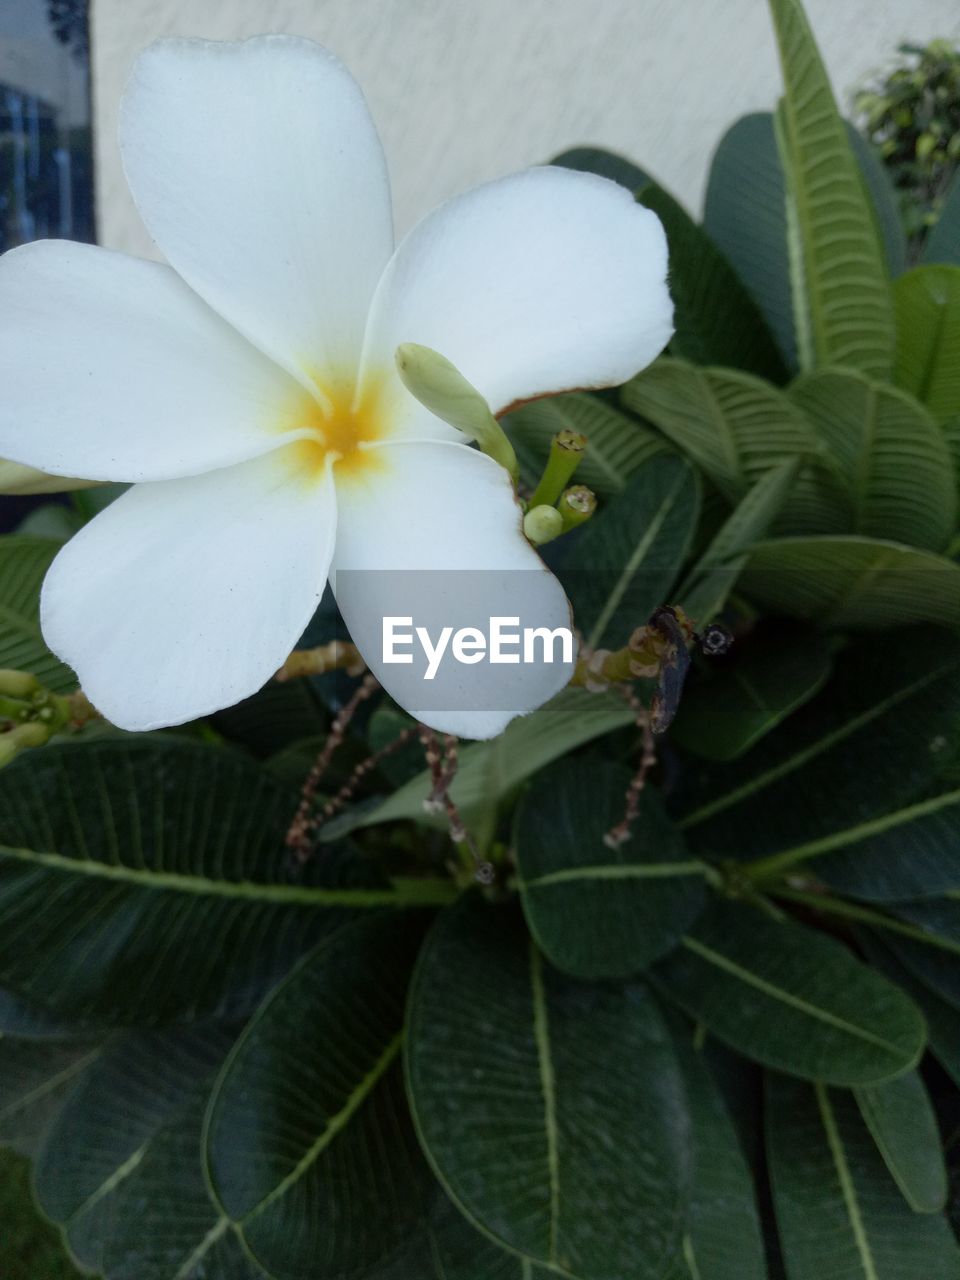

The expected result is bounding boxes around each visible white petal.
[0,241,310,482]
[41,447,336,730]
[120,35,394,388]
[359,166,673,438]
[332,441,573,738]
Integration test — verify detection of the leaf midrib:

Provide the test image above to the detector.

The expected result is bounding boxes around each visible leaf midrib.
[0,843,449,906]
[680,936,906,1059]
[914,280,953,408]
[242,1032,403,1223]
[0,1044,100,1125]
[679,657,957,829]
[815,1085,879,1280]
[745,786,960,881]
[529,942,560,1266]
[586,467,690,648]
[523,861,706,890]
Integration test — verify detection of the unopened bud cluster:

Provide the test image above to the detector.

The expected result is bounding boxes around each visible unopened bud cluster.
[0,669,71,766]
[523,430,597,545]
[393,343,598,549]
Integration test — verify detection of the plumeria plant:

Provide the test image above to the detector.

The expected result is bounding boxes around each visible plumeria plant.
[1,0,960,1277]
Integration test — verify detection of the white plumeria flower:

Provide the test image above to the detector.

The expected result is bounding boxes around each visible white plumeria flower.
[0,35,671,738]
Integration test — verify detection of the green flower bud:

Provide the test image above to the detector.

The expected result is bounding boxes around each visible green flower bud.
[528,429,587,508]
[0,669,40,698]
[557,484,597,530]
[395,344,519,484]
[523,504,564,545]
[10,721,50,749]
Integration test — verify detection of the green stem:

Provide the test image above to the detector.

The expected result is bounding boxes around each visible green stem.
[388,876,459,906]
[740,787,960,884]
[771,887,960,958]
[528,430,586,509]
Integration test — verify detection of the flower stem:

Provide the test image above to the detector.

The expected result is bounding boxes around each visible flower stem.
[275,640,365,681]
[528,430,586,508]
[740,787,960,884]
[388,876,459,906]
[770,885,960,956]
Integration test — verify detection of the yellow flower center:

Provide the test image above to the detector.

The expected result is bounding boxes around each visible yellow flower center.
[279,371,388,484]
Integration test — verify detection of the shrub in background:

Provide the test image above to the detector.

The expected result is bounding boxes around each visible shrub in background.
[854,38,960,255]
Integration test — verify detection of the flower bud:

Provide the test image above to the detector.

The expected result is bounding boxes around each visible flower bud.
[523,504,564,545]
[395,343,518,483]
[0,669,40,698]
[10,721,50,749]
[557,484,597,530]
[528,429,587,508]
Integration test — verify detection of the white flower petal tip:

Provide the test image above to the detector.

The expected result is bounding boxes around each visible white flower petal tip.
[39,449,337,731]
[332,441,574,739]
[119,33,394,384]
[0,240,306,482]
[359,165,674,439]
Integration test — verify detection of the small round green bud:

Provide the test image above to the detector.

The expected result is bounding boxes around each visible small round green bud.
[9,721,49,749]
[0,669,40,698]
[557,485,597,530]
[523,504,564,545]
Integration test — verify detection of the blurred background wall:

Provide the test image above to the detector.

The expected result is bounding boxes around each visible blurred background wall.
[91,0,960,256]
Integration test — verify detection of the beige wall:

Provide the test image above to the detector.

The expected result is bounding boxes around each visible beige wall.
[92,0,960,258]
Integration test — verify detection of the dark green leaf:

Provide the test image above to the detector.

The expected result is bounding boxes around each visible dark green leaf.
[766,1074,959,1278]
[848,127,908,279]
[0,740,411,1024]
[564,453,699,648]
[551,146,653,193]
[504,393,670,502]
[768,0,895,377]
[34,1025,259,1280]
[703,114,797,369]
[15,504,82,541]
[651,899,925,1085]
[670,632,833,762]
[212,677,328,758]
[514,758,707,979]
[622,359,849,533]
[204,913,450,1280]
[788,368,955,550]
[0,535,75,691]
[855,1071,947,1214]
[862,939,960,1092]
[741,535,960,629]
[882,898,960,1011]
[406,896,692,1280]
[678,630,960,864]
[670,1025,767,1280]
[922,170,960,266]
[815,788,960,902]
[0,988,77,1038]
[893,265,960,423]
[0,1034,100,1156]
[678,459,801,624]
[703,115,903,374]
[636,183,787,381]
